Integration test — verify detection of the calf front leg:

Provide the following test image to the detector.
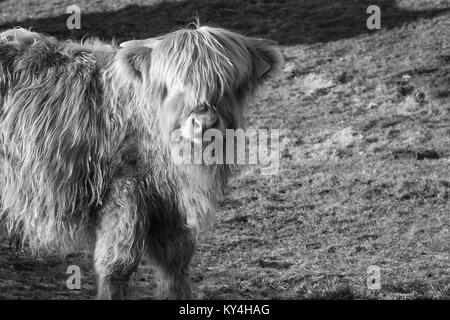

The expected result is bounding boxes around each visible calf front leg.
[145,214,196,300]
[94,179,148,300]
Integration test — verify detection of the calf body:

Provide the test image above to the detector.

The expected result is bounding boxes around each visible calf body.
[0,27,282,299]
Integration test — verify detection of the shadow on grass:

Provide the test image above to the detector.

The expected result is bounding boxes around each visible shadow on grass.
[0,0,448,45]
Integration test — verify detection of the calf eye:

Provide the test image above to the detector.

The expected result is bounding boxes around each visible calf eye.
[194,103,209,113]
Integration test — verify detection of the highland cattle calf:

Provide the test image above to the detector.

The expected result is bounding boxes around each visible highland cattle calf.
[0,25,283,299]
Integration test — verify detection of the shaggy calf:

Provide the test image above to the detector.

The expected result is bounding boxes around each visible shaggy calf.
[0,26,283,299]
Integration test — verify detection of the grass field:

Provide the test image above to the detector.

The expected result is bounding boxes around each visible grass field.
[0,0,449,299]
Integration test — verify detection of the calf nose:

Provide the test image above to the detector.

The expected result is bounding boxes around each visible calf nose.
[182,113,218,140]
[193,113,218,131]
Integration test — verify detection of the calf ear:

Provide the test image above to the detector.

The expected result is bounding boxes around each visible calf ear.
[248,38,284,82]
[115,46,153,81]
[116,37,163,81]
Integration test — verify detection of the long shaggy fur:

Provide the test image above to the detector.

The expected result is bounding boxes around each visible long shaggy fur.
[0,26,283,299]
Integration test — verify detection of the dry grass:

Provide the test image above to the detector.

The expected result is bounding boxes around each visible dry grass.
[0,0,449,299]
